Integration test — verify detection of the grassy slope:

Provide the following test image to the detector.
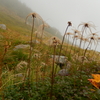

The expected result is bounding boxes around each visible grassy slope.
[0,6,31,33]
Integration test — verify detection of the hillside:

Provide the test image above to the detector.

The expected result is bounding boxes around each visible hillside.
[0,0,100,99]
[0,0,62,40]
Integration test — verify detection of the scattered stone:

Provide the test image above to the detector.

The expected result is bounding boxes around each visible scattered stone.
[14,73,24,77]
[14,44,30,50]
[58,69,69,76]
[51,55,67,64]
[51,55,67,69]
[0,24,6,30]
[28,40,40,44]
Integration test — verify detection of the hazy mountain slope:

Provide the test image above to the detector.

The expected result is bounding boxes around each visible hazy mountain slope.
[0,0,62,39]
[0,0,32,19]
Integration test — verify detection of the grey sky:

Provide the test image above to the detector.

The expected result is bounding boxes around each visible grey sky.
[20,0,100,51]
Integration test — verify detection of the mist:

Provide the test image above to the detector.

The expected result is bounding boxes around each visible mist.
[19,0,100,33]
[19,0,100,52]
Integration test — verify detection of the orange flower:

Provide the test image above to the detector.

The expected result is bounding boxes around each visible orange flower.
[88,74,100,89]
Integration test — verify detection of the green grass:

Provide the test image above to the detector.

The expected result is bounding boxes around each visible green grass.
[0,9,31,34]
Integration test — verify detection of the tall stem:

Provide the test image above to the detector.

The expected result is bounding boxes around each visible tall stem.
[58,25,69,60]
[83,39,91,58]
[78,27,85,56]
[82,41,86,55]
[65,35,69,55]
[92,41,98,58]
[40,24,44,43]
[50,45,56,100]
[74,38,77,53]
[26,17,34,80]
[69,34,76,58]
[54,25,69,74]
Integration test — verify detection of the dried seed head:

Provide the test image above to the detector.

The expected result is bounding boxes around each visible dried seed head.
[89,32,99,38]
[52,37,58,46]
[47,36,61,46]
[78,56,88,62]
[72,29,81,35]
[72,35,80,39]
[92,33,98,36]
[89,36,97,41]
[97,37,100,41]
[53,37,56,40]
[32,13,36,18]
[78,36,85,40]
[91,37,94,40]
[84,23,88,27]
[78,22,96,29]
[66,32,73,35]
[25,12,43,24]
[68,21,72,26]
[88,36,98,44]
[83,38,89,42]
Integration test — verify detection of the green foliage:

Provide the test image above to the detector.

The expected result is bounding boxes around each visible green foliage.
[13,40,26,46]
[3,75,100,100]
[3,50,28,70]
[11,50,28,61]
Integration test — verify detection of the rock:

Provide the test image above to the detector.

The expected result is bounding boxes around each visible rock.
[58,69,69,76]
[0,24,6,30]
[15,73,24,77]
[51,55,67,69]
[28,40,40,44]
[51,55,67,64]
[14,44,30,50]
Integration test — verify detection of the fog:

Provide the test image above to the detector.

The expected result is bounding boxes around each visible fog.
[19,0,100,51]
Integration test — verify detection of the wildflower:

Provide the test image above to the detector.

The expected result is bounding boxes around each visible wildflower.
[78,22,96,29]
[72,29,81,35]
[88,36,98,45]
[25,12,43,24]
[97,37,100,42]
[68,21,72,26]
[35,22,49,43]
[72,35,81,40]
[88,74,100,89]
[78,56,88,63]
[52,37,60,46]
[37,22,49,32]
[83,38,89,42]
[78,22,96,34]
[66,32,73,35]
[47,36,61,46]
[89,32,98,37]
